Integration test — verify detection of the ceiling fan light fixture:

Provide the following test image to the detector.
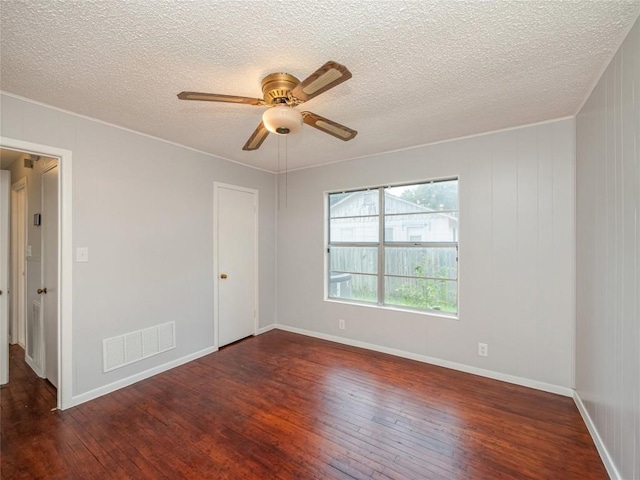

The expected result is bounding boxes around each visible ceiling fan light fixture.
[262,105,303,135]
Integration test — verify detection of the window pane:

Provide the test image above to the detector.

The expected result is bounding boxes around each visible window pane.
[385,180,458,213]
[330,190,379,218]
[385,277,457,313]
[384,212,458,242]
[329,272,377,303]
[327,180,459,314]
[385,247,457,280]
[330,246,377,274]
[330,217,379,242]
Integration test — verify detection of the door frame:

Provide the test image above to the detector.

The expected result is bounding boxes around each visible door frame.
[213,182,259,349]
[10,177,27,347]
[0,137,73,410]
[0,171,9,385]
[41,159,59,386]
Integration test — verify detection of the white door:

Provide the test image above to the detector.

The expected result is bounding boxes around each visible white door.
[0,171,10,384]
[216,184,257,348]
[10,179,26,347]
[41,163,58,387]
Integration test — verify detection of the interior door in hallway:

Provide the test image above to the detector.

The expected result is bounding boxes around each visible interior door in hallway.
[41,163,58,387]
[215,183,257,348]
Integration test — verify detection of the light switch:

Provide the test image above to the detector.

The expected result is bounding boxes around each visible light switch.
[76,247,89,263]
[26,245,32,257]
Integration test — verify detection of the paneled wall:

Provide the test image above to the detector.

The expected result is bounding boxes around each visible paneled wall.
[277,118,575,391]
[575,17,639,480]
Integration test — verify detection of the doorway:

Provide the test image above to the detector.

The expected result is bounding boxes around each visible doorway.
[0,151,58,397]
[214,182,258,348]
[0,138,73,410]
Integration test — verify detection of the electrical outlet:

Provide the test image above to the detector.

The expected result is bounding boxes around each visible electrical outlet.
[478,343,488,357]
[338,319,345,330]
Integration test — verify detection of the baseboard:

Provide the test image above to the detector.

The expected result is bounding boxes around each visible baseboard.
[275,324,574,397]
[67,346,218,409]
[67,325,276,410]
[256,324,276,335]
[573,391,620,479]
[24,355,44,379]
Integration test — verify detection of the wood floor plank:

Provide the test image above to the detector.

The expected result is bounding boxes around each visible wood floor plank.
[1,332,607,479]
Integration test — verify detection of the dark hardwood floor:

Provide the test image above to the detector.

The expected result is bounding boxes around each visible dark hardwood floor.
[1,330,606,479]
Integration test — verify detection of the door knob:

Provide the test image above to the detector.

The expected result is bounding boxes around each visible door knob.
[220,273,228,279]
[37,288,47,294]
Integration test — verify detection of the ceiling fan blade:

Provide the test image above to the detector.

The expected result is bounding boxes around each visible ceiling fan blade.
[291,61,352,102]
[177,91,264,106]
[302,112,357,141]
[242,122,270,151]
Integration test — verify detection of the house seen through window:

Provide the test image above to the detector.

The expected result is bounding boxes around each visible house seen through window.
[327,178,458,315]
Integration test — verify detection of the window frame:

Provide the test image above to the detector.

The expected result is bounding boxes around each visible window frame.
[326,178,459,317]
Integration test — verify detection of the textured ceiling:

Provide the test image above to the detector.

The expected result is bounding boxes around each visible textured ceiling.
[1,1,638,172]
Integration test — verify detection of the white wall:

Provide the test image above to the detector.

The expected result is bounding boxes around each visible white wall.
[575,16,639,480]
[0,93,277,396]
[277,118,575,391]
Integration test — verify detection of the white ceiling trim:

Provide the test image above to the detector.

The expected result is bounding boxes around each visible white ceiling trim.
[573,8,640,116]
[0,90,276,174]
[4,90,578,176]
[280,115,577,174]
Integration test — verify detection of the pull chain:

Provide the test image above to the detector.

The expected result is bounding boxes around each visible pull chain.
[277,134,281,210]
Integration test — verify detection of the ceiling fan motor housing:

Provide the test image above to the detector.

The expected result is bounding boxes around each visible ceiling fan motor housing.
[261,72,300,105]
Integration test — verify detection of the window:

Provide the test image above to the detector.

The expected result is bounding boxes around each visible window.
[327,179,458,315]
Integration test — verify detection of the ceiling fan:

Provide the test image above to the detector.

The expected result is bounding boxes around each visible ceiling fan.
[177,61,357,151]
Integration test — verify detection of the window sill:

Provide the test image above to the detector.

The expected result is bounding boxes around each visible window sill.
[324,298,459,320]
